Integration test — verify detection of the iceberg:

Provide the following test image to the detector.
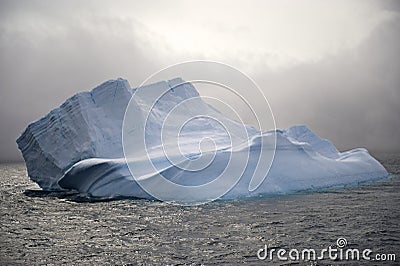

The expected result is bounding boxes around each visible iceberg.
[17,78,388,203]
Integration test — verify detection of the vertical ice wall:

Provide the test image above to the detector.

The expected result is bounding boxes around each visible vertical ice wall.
[16,78,132,189]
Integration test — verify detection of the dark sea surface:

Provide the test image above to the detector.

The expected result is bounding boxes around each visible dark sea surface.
[0,153,399,265]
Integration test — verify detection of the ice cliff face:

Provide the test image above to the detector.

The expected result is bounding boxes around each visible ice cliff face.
[16,78,388,203]
[17,78,132,189]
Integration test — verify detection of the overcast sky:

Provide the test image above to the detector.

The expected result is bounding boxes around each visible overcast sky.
[1,0,399,162]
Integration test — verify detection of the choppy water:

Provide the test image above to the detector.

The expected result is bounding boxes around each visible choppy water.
[0,153,399,265]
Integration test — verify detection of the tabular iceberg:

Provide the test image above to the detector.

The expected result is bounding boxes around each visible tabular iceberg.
[17,78,388,203]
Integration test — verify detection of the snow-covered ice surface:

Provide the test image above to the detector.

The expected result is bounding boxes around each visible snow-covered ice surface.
[17,78,388,203]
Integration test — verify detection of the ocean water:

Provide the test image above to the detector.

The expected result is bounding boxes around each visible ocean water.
[0,153,399,265]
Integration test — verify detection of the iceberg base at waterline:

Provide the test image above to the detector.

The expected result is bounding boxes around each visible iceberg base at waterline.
[58,136,387,201]
[16,78,388,203]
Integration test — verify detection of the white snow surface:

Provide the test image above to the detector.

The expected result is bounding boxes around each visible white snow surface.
[17,78,388,202]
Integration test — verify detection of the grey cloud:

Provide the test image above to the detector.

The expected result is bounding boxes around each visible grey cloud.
[0,0,399,162]
[252,17,400,152]
[0,2,160,162]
